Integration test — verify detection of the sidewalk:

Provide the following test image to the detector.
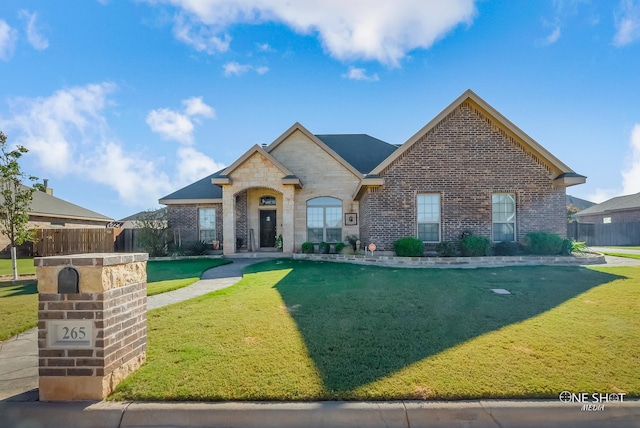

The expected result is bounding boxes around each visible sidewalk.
[2,399,639,427]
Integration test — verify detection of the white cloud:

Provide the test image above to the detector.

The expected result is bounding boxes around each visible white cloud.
[173,13,231,53]
[544,27,561,45]
[622,123,640,194]
[223,61,251,76]
[148,0,477,66]
[257,42,272,51]
[177,146,225,183]
[146,108,195,144]
[587,123,640,202]
[146,97,215,144]
[182,96,216,118]
[614,0,640,46]
[19,10,49,50]
[342,66,379,82]
[0,20,18,61]
[0,83,175,207]
[223,61,268,76]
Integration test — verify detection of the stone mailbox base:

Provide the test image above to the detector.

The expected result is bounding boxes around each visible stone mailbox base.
[36,253,148,401]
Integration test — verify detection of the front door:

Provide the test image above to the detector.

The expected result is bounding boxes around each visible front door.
[260,210,276,248]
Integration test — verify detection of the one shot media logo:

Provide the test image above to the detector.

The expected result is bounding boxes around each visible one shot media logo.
[558,391,627,411]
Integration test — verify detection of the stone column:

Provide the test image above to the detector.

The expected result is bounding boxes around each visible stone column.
[283,186,295,253]
[36,253,148,401]
[222,187,236,255]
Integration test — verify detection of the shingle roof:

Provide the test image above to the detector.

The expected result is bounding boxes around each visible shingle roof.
[314,134,398,174]
[573,192,640,217]
[118,207,167,222]
[21,187,112,222]
[159,171,224,201]
[566,195,595,211]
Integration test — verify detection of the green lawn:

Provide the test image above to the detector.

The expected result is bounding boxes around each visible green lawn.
[0,279,38,341]
[0,258,36,276]
[0,257,231,341]
[601,252,640,260]
[111,260,640,401]
[146,258,231,296]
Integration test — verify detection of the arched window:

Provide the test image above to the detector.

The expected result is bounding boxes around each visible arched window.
[307,197,342,243]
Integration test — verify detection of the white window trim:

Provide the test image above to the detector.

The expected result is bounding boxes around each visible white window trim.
[492,193,516,242]
[306,197,343,243]
[198,207,216,244]
[417,193,441,243]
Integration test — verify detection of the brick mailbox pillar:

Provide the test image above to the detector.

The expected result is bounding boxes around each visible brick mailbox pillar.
[36,253,148,401]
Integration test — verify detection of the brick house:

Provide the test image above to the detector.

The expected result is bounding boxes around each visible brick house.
[159,90,586,255]
[572,192,640,224]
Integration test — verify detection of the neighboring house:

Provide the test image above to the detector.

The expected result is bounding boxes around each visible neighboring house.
[160,89,586,255]
[573,192,640,224]
[118,208,167,229]
[0,182,113,253]
[566,195,595,212]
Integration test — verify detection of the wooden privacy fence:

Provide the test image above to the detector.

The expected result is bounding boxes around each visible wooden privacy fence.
[567,221,640,246]
[33,228,115,257]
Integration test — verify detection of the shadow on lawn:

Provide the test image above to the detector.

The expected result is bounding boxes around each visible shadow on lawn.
[0,280,37,297]
[269,260,622,393]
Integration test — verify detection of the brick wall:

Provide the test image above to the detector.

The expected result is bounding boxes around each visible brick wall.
[167,203,223,246]
[235,191,248,250]
[38,282,146,378]
[363,102,567,251]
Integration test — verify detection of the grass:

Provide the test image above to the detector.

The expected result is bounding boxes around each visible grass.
[0,279,38,341]
[0,257,232,341]
[110,260,640,401]
[146,258,232,296]
[601,252,640,260]
[0,258,36,276]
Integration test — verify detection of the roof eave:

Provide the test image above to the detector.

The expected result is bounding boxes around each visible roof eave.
[159,198,223,205]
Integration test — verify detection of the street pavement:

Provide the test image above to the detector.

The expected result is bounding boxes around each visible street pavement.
[1,253,640,427]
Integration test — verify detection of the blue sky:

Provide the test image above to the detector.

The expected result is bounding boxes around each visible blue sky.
[1,0,639,220]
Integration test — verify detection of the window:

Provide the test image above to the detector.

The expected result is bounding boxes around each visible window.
[259,195,276,206]
[307,197,342,243]
[198,208,216,243]
[603,217,611,224]
[492,193,516,241]
[417,194,440,242]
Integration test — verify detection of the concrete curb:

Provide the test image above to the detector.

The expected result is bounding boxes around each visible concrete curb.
[2,400,640,428]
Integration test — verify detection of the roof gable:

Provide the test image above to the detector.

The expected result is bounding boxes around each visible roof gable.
[266,123,364,178]
[221,144,295,178]
[370,89,584,184]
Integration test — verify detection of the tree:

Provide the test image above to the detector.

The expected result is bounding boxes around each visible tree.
[134,209,172,257]
[0,131,38,281]
[567,204,580,223]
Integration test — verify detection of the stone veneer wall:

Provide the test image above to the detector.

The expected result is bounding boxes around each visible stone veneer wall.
[36,253,148,400]
[362,101,566,251]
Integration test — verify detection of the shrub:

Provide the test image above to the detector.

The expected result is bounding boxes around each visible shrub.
[523,232,563,255]
[188,240,209,256]
[460,234,491,257]
[334,242,346,254]
[345,235,359,250]
[319,242,330,254]
[301,242,314,254]
[435,241,457,257]
[340,245,355,255]
[493,241,519,256]
[393,237,424,257]
[560,239,587,256]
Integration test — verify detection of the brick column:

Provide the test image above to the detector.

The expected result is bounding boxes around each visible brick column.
[36,253,148,401]
[283,186,295,253]
[222,188,236,255]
